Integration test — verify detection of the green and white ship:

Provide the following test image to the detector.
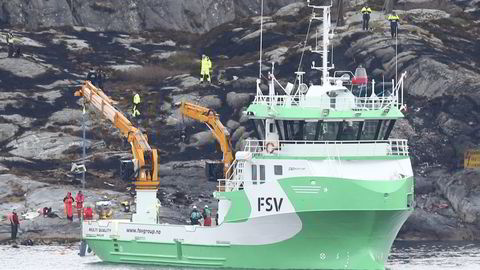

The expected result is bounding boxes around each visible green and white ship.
[83,1,414,269]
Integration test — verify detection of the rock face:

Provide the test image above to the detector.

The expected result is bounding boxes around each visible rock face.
[0,123,19,144]
[0,0,297,33]
[7,131,91,160]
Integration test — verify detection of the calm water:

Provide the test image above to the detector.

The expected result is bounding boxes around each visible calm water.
[0,241,479,269]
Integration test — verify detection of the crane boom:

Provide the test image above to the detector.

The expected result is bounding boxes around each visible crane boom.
[74,81,159,190]
[179,102,234,178]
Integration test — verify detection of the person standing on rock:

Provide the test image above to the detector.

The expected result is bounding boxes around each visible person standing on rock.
[361,6,372,31]
[8,210,20,240]
[200,54,212,83]
[132,92,141,118]
[5,31,21,58]
[202,205,212,226]
[63,192,75,222]
[76,191,85,220]
[96,68,106,90]
[86,69,97,86]
[388,12,400,38]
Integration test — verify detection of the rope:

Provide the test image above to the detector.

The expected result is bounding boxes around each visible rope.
[297,10,314,75]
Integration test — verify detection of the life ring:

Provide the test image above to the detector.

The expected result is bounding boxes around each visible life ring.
[266,142,275,154]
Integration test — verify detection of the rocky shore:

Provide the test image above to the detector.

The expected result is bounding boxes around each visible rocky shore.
[0,0,479,243]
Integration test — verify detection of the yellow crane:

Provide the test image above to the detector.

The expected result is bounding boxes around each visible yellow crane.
[179,102,234,180]
[75,81,159,223]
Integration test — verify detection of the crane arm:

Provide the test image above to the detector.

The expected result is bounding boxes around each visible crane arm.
[75,81,159,190]
[179,102,234,177]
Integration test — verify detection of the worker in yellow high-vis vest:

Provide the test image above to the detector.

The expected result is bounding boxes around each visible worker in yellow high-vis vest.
[200,54,212,83]
[132,93,141,118]
[361,6,372,31]
[388,12,400,38]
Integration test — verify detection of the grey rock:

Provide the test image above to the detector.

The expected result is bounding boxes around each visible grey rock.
[188,130,216,148]
[437,170,480,225]
[0,163,8,172]
[226,120,240,130]
[176,75,200,88]
[231,126,246,142]
[0,54,49,78]
[34,90,62,104]
[37,80,72,90]
[265,47,289,65]
[0,0,297,34]
[48,109,84,125]
[274,2,306,17]
[436,112,474,137]
[226,92,252,110]
[406,9,451,22]
[151,51,177,60]
[401,208,473,240]
[0,123,19,144]
[109,64,143,71]
[198,95,222,110]
[7,131,92,160]
[415,176,436,194]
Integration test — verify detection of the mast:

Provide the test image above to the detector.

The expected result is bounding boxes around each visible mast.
[322,6,329,85]
[307,0,333,86]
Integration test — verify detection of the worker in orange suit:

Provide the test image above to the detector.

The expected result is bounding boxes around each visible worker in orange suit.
[63,192,75,222]
[75,191,85,220]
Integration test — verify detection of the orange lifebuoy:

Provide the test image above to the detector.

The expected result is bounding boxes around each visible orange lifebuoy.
[266,142,275,154]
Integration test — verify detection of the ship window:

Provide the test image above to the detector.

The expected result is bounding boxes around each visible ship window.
[378,120,395,140]
[252,165,257,185]
[361,120,378,140]
[269,123,275,133]
[304,121,317,140]
[340,121,360,140]
[318,122,339,141]
[252,120,265,140]
[260,165,265,184]
[274,165,283,175]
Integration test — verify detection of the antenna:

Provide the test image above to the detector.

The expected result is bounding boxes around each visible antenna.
[259,0,264,79]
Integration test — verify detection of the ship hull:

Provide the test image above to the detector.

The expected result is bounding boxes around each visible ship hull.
[84,177,413,269]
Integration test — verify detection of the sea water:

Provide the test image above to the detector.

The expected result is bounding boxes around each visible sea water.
[0,241,479,269]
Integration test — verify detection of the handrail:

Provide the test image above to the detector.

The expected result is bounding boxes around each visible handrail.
[243,139,410,156]
[252,71,407,111]
[253,95,398,111]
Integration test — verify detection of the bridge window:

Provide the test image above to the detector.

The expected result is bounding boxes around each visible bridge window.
[361,120,378,140]
[252,165,257,185]
[319,122,339,141]
[269,123,275,133]
[274,165,283,175]
[340,121,360,140]
[304,121,317,140]
[260,165,265,184]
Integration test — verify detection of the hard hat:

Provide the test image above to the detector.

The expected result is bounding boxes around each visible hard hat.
[205,205,209,208]
[193,205,197,209]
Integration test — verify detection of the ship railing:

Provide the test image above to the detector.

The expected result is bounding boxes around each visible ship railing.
[217,159,238,192]
[243,139,410,157]
[217,179,257,193]
[252,95,399,111]
[253,95,301,107]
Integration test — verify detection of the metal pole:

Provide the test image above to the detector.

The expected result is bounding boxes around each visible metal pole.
[395,26,398,83]
[82,106,86,189]
[259,0,264,79]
